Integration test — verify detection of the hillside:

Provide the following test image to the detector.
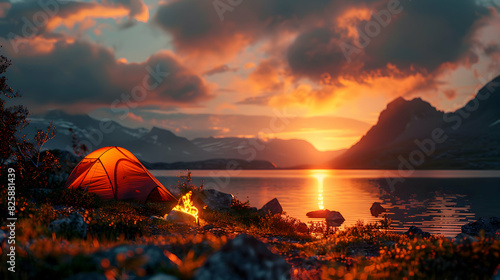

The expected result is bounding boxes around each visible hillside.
[330,76,500,169]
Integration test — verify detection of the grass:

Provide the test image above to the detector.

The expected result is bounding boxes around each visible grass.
[1,180,500,279]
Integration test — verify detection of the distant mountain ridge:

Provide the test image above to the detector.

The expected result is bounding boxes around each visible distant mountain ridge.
[330,76,500,169]
[192,137,345,168]
[29,111,342,168]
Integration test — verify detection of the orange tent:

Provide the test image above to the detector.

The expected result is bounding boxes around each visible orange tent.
[65,146,176,203]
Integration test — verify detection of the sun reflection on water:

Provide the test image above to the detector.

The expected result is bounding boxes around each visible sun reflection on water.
[311,170,328,210]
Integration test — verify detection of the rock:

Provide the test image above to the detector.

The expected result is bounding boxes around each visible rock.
[454,233,479,244]
[66,272,106,280]
[0,230,6,244]
[325,211,345,227]
[370,202,386,217]
[306,209,330,218]
[92,244,175,276]
[195,189,234,211]
[461,217,500,238]
[148,273,179,280]
[166,210,197,225]
[194,234,290,280]
[260,198,283,215]
[48,212,87,239]
[203,224,214,231]
[494,266,500,280]
[151,215,165,221]
[404,226,431,238]
[295,222,309,233]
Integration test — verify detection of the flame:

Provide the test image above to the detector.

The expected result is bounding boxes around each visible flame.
[168,191,199,223]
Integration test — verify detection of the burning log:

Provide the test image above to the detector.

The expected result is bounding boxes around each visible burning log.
[165,191,199,225]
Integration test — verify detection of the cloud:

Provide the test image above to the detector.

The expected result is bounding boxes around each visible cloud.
[247,58,283,92]
[203,64,238,76]
[2,35,211,113]
[237,94,273,105]
[286,27,355,81]
[286,0,490,80]
[362,0,489,72]
[443,89,457,100]
[126,111,144,122]
[0,0,149,38]
[151,0,493,113]
[0,1,10,18]
[2,0,495,119]
[268,71,431,115]
[152,0,340,64]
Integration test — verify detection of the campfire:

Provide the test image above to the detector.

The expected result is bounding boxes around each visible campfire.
[166,191,199,224]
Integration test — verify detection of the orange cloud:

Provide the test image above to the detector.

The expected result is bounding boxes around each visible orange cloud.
[269,70,430,117]
[215,103,238,114]
[0,2,11,18]
[45,1,149,32]
[8,36,75,55]
[335,6,372,40]
[46,5,130,31]
[244,62,256,69]
[126,112,144,122]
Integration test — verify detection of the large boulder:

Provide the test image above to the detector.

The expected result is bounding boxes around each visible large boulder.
[370,202,386,217]
[295,222,309,233]
[325,211,345,227]
[306,209,330,218]
[260,198,283,215]
[194,234,290,280]
[454,233,479,244]
[404,226,431,238]
[92,244,176,276]
[194,189,234,211]
[461,217,500,238]
[166,210,197,225]
[48,212,87,239]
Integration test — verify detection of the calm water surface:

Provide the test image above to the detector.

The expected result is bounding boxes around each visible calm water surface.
[151,169,500,237]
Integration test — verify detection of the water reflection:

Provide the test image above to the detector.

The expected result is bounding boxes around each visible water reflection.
[153,169,500,237]
[311,170,328,210]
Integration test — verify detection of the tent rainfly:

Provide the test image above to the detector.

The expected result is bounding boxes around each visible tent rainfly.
[65,146,176,203]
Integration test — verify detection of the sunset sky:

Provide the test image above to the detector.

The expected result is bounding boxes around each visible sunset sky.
[1,0,500,151]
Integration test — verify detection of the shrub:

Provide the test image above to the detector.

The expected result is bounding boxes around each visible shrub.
[177,171,203,195]
[48,188,103,209]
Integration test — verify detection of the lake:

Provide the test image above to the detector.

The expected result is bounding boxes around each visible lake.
[151,169,500,237]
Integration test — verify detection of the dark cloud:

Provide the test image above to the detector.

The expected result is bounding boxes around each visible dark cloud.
[153,0,340,57]
[285,0,490,82]
[287,28,351,80]
[2,36,211,110]
[203,64,238,76]
[484,43,500,56]
[154,0,491,87]
[0,0,148,38]
[362,0,489,72]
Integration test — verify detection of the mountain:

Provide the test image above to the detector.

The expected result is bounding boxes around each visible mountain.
[29,111,214,163]
[192,137,345,168]
[29,110,343,167]
[143,159,277,170]
[330,76,500,169]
